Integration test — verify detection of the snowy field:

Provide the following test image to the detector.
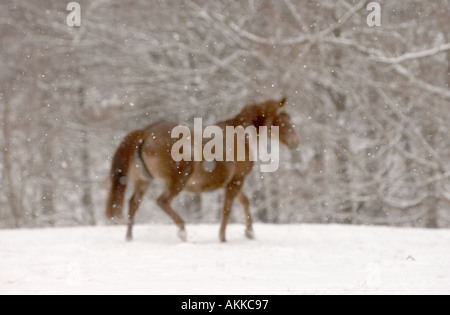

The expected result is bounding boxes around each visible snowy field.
[0,224,449,295]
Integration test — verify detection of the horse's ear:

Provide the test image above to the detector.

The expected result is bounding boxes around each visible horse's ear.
[279,98,287,107]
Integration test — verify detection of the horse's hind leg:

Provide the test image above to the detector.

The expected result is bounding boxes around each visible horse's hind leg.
[126,181,150,241]
[157,184,187,242]
[219,182,243,243]
[238,191,254,240]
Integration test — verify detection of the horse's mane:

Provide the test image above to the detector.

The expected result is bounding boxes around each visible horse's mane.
[218,99,284,129]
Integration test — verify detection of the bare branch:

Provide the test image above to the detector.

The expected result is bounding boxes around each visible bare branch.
[373,43,450,64]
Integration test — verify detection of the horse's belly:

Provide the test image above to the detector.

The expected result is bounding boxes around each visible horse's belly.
[185,161,233,193]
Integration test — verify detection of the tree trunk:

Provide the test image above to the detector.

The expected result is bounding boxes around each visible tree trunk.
[425,197,439,229]
[183,194,202,221]
[328,24,353,224]
[41,127,55,219]
[1,91,21,227]
[79,87,96,225]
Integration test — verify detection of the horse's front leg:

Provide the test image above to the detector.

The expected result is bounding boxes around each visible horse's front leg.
[219,180,243,243]
[237,191,254,239]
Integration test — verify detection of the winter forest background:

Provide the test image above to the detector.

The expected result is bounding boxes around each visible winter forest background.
[1,0,449,229]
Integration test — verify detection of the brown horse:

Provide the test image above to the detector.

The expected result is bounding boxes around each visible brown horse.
[106,98,299,242]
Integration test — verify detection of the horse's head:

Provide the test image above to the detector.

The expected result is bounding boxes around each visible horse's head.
[262,98,300,150]
[273,110,300,149]
[234,97,300,149]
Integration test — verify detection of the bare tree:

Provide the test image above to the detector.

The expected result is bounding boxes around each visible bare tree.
[0,0,449,228]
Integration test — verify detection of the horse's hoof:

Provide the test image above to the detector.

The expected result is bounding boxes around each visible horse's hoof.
[245,229,255,240]
[178,229,187,242]
[126,234,133,242]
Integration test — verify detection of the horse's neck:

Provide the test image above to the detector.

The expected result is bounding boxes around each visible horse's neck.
[217,112,263,130]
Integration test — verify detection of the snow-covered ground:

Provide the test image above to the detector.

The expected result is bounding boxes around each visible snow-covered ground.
[0,224,449,295]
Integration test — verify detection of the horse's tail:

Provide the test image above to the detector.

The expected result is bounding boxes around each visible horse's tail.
[106,130,148,219]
